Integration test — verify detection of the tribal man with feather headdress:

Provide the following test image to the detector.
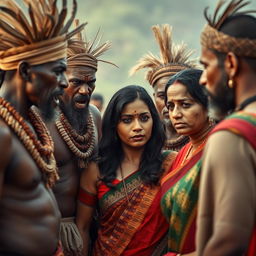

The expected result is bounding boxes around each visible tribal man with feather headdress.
[46,19,116,256]
[130,24,197,151]
[197,0,256,255]
[0,0,83,255]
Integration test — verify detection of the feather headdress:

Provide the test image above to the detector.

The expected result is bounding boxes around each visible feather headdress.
[130,24,197,86]
[201,0,256,57]
[0,0,85,70]
[204,0,255,29]
[67,19,117,71]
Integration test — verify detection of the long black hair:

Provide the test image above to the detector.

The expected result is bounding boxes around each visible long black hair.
[99,85,166,187]
[165,69,208,109]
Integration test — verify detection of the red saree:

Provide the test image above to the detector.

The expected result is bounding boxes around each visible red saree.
[93,153,175,256]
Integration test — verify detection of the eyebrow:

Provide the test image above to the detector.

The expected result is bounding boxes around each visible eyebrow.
[69,78,82,82]
[69,77,96,83]
[121,112,150,116]
[168,98,192,102]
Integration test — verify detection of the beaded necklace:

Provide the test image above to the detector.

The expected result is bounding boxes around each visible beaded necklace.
[0,98,58,188]
[55,110,96,168]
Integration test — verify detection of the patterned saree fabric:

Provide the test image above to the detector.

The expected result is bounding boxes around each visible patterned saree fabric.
[160,141,206,254]
[93,170,168,256]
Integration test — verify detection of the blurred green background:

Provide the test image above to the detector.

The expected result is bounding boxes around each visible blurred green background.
[71,0,256,107]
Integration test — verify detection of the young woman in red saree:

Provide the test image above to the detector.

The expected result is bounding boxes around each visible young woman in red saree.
[76,85,177,256]
[160,69,214,256]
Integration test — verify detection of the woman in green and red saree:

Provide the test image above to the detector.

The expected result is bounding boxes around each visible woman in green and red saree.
[160,69,214,256]
[76,85,177,256]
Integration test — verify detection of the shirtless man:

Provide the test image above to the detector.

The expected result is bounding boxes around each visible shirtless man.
[47,21,115,255]
[0,0,82,255]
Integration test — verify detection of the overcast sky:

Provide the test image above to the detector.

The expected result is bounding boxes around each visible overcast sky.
[70,0,256,104]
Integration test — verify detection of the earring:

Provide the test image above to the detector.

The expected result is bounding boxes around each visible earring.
[228,78,234,88]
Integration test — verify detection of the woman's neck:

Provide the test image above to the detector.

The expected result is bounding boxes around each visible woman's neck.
[122,146,143,165]
[189,122,212,149]
[116,146,143,179]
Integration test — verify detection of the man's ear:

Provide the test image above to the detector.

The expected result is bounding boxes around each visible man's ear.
[224,52,239,78]
[18,61,31,81]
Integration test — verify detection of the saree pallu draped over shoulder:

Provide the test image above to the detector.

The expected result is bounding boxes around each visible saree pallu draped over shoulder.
[93,156,173,256]
[160,141,206,254]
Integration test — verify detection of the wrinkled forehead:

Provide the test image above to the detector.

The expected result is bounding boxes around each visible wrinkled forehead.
[66,66,97,81]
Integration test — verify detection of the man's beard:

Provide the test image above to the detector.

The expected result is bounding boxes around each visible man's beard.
[59,100,89,134]
[38,95,55,122]
[206,72,236,121]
